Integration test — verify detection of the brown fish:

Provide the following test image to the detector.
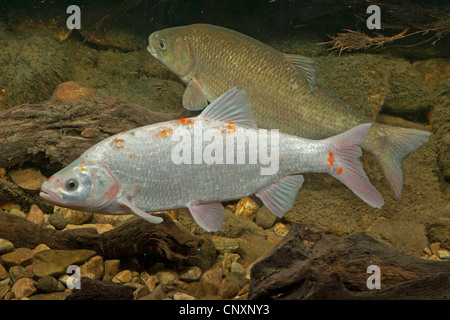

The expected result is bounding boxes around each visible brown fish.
[147,23,431,201]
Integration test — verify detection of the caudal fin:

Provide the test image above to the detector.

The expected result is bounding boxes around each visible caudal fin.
[325,124,384,209]
[370,123,431,202]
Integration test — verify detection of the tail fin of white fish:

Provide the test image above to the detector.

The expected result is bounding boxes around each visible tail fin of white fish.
[369,123,432,202]
[325,123,384,209]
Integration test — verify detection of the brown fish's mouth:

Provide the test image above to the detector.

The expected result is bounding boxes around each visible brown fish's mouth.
[147,45,157,58]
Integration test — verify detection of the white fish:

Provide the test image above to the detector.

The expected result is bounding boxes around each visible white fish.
[40,88,383,232]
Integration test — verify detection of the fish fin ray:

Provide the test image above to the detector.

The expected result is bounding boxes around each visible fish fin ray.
[256,175,304,218]
[284,53,317,93]
[326,124,384,209]
[188,202,224,232]
[199,87,257,128]
[183,80,209,110]
[118,196,163,224]
[370,123,431,201]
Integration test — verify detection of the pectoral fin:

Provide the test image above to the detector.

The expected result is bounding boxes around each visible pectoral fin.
[118,197,163,224]
[256,175,304,218]
[183,80,209,110]
[284,53,317,93]
[188,202,224,232]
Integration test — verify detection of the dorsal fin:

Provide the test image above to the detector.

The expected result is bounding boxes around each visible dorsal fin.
[284,53,318,93]
[198,87,257,128]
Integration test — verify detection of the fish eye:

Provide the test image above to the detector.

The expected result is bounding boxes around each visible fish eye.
[159,40,166,51]
[65,178,78,191]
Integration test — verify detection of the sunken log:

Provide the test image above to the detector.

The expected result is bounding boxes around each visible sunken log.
[0,96,189,170]
[0,213,216,270]
[249,224,450,300]
[0,93,192,212]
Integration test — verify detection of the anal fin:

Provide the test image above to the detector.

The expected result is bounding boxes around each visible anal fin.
[256,175,304,218]
[188,202,224,232]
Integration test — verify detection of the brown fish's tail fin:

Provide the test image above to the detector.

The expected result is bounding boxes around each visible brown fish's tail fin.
[325,124,384,209]
[370,123,432,202]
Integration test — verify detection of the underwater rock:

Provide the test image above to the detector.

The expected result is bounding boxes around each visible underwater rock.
[79,255,104,281]
[8,168,47,192]
[36,276,61,293]
[199,267,223,287]
[48,212,68,230]
[103,259,121,282]
[9,266,33,283]
[1,248,34,268]
[179,266,203,282]
[32,249,97,278]
[249,224,450,300]
[51,81,98,102]
[54,206,93,225]
[112,270,133,284]
[0,238,15,254]
[11,277,37,299]
[27,205,45,226]
[219,277,240,299]
[235,197,259,220]
[255,206,277,229]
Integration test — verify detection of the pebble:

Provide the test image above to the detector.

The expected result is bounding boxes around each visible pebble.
[103,259,121,281]
[230,261,246,276]
[156,270,179,285]
[1,248,34,268]
[11,278,37,299]
[48,212,68,230]
[36,276,60,293]
[0,283,10,299]
[8,167,46,191]
[145,275,158,291]
[235,197,259,220]
[179,266,202,282]
[80,255,104,280]
[429,242,440,255]
[0,238,15,254]
[219,277,240,299]
[32,243,51,254]
[54,206,93,225]
[9,266,33,283]
[27,204,45,226]
[255,206,277,229]
[212,237,240,253]
[0,264,6,280]
[273,222,290,237]
[173,292,196,300]
[186,281,218,299]
[437,249,450,259]
[9,208,26,219]
[133,285,151,300]
[199,267,223,286]
[112,270,132,284]
[32,249,97,277]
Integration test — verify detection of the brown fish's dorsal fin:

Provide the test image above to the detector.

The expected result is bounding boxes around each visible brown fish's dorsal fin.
[183,80,209,110]
[199,87,257,128]
[283,53,318,93]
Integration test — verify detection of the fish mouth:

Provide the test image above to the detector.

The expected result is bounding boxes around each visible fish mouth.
[147,45,157,58]
[39,183,62,205]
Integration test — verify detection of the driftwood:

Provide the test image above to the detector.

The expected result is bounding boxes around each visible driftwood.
[0,96,190,170]
[65,277,135,300]
[0,95,191,212]
[249,224,450,300]
[0,213,216,271]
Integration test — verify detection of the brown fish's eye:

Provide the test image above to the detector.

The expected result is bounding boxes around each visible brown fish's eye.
[159,40,166,51]
[65,178,78,191]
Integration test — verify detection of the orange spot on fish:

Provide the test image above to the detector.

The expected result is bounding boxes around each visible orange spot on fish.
[46,176,52,182]
[177,119,196,125]
[111,138,125,150]
[56,179,60,183]
[227,124,235,133]
[327,152,335,169]
[336,167,343,175]
[122,130,128,134]
[79,167,84,172]
[81,161,85,164]
[280,156,284,161]
[160,127,173,138]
